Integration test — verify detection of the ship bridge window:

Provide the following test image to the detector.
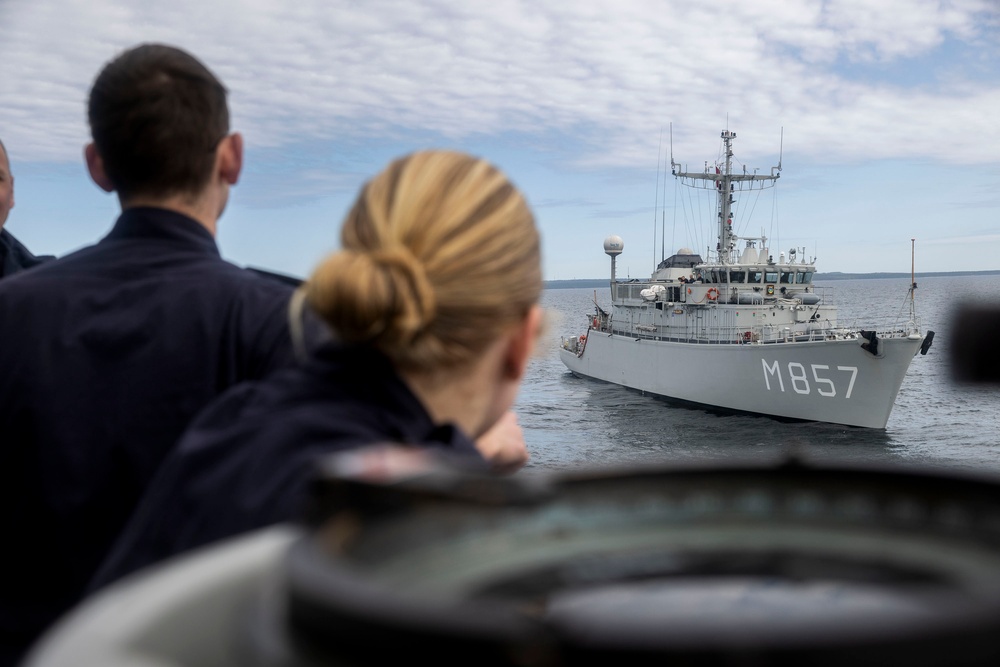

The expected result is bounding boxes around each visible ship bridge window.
[780,272,792,284]
[796,271,814,284]
[729,270,746,283]
[752,271,763,283]
[710,270,721,283]
[765,271,779,283]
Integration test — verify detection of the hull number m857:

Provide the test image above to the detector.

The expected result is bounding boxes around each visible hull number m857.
[761,360,858,398]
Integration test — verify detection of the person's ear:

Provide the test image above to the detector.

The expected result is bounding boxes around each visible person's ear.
[217,133,243,185]
[503,304,543,381]
[84,143,114,193]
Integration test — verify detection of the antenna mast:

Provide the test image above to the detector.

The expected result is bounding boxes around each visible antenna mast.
[671,129,781,264]
[653,129,662,270]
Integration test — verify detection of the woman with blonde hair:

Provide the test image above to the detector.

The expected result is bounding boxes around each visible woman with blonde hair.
[90,150,544,588]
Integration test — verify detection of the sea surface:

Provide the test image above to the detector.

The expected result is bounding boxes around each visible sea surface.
[516,274,1000,473]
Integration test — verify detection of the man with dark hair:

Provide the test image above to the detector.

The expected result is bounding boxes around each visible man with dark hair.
[0,44,296,664]
[0,139,53,277]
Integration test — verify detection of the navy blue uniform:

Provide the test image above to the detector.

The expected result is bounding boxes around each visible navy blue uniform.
[90,343,486,590]
[0,207,294,664]
[0,229,53,277]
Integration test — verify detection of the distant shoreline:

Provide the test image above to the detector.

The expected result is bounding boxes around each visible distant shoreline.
[544,270,1000,290]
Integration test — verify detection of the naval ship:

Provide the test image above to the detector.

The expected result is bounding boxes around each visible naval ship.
[560,129,933,428]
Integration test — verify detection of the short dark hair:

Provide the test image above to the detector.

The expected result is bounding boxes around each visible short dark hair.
[87,44,229,200]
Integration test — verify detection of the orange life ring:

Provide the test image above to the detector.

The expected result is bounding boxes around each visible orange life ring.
[580,335,587,342]
[706,287,719,301]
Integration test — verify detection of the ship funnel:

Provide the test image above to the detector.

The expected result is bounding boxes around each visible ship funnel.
[604,235,624,282]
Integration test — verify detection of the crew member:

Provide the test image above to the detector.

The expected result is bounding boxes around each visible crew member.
[0,44,295,665]
[0,138,53,277]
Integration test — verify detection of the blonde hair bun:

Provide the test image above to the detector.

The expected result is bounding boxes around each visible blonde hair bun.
[307,150,541,371]
[307,245,436,349]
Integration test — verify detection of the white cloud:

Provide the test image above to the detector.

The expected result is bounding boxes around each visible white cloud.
[1,0,997,169]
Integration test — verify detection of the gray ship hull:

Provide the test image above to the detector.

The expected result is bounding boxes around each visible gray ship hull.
[560,332,924,428]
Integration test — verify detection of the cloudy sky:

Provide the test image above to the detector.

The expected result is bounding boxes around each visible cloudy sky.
[1,0,998,280]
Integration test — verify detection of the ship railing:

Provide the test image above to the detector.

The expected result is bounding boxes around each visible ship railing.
[848,327,918,340]
[812,285,835,305]
[616,281,836,307]
[614,281,686,304]
[763,325,844,344]
[607,321,844,345]
[836,316,921,338]
[614,282,652,301]
[830,281,922,336]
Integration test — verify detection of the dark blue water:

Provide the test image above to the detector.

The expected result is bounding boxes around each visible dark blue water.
[516,275,1000,473]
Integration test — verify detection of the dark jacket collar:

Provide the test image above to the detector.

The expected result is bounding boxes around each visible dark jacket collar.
[305,343,479,454]
[102,207,220,256]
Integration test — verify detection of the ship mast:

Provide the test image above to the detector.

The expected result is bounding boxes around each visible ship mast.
[909,238,918,331]
[671,130,782,264]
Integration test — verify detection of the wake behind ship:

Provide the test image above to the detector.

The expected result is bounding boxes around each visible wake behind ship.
[560,129,933,428]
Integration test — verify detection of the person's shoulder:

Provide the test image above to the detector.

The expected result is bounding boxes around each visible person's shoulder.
[188,362,325,428]
[244,267,304,289]
[179,379,275,440]
[0,230,57,278]
[194,358,384,436]
[174,370,342,460]
[177,262,296,327]
[210,263,301,296]
[0,246,70,294]
[0,239,106,295]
